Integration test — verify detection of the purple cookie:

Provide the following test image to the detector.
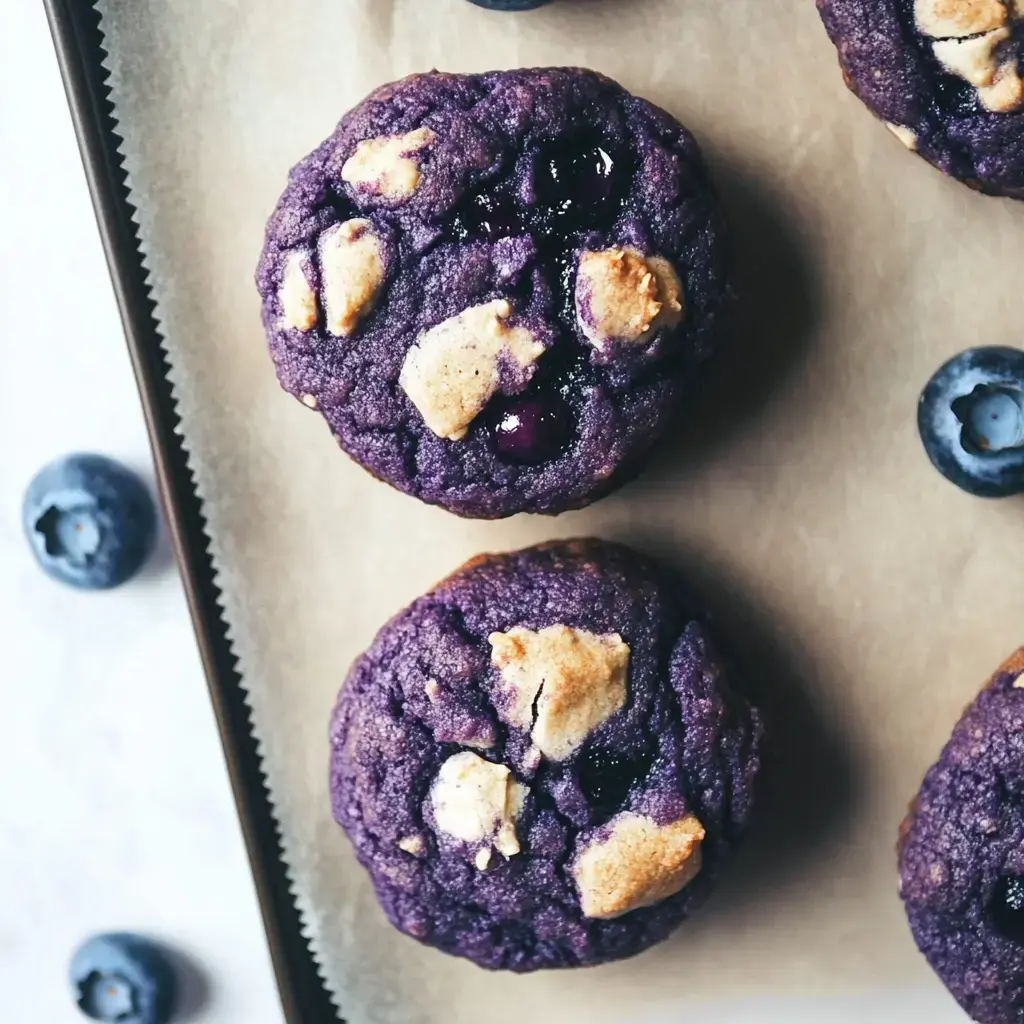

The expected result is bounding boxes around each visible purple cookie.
[816,0,1024,197]
[256,69,731,518]
[329,539,762,971]
[900,648,1024,1022]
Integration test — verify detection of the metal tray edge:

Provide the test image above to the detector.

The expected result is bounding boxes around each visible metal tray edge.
[40,2,343,1021]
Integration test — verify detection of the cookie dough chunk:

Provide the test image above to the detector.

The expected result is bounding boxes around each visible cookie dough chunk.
[431,751,527,860]
[319,220,385,338]
[573,812,705,919]
[341,127,436,200]
[914,0,1006,38]
[575,249,684,353]
[400,300,546,441]
[979,61,1024,112]
[278,252,318,332]
[816,0,1024,197]
[489,625,629,760]
[900,648,1024,1023]
[329,539,763,971]
[932,29,1011,87]
[256,69,731,517]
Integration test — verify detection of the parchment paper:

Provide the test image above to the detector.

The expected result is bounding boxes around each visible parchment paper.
[95,1,1024,1020]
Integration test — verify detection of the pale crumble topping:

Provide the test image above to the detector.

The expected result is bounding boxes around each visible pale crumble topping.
[341,127,437,200]
[319,219,385,338]
[933,28,1010,86]
[885,122,919,150]
[573,812,705,919]
[978,60,1024,110]
[430,751,527,861]
[914,0,1007,39]
[399,299,545,440]
[279,251,317,332]
[575,248,684,352]
[915,1,1024,112]
[488,624,629,761]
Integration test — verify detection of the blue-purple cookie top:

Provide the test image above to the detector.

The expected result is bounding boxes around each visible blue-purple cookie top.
[900,649,1024,1023]
[256,68,730,518]
[817,1,1024,196]
[329,539,762,971]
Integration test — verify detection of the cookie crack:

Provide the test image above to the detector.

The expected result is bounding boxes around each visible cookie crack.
[526,785,588,917]
[424,600,512,752]
[529,681,544,729]
[924,27,1014,42]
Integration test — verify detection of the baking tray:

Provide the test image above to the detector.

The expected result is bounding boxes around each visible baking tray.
[42,1,339,1020]
[43,0,1024,1021]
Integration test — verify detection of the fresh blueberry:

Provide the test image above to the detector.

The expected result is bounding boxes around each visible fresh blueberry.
[23,454,157,589]
[69,934,177,1024]
[467,0,552,10]
[990,877,1024,942]
[918,347,1024,497]
[490,395,571,464]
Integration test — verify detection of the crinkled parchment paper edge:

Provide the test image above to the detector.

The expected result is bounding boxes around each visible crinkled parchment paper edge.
[94,2,348,1016]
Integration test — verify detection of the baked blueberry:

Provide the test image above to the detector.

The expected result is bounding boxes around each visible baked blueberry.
[918,346,1024,497]
[69,933,176,1024]
[467,0,552,8]
[488,395,571,464]
[256,69,731,518]
[900,648,1024,1024]
[330,539,763,970]
[22,454,157,589]
[816,0,1024,197]
[990,875,1024,942]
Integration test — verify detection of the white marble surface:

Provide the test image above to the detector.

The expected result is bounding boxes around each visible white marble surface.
[0,2,283,1020]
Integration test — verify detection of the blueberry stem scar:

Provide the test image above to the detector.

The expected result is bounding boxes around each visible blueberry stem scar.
[952,385,1024,453]
[35,504,103,562]
[77,970,137,1021]
[68,932,177,1024]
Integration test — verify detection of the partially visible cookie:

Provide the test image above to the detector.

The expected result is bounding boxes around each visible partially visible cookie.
[329,539,763,970]
[899,648,1024,1023]
[817,0,1024,197]
[256,68,731,518]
